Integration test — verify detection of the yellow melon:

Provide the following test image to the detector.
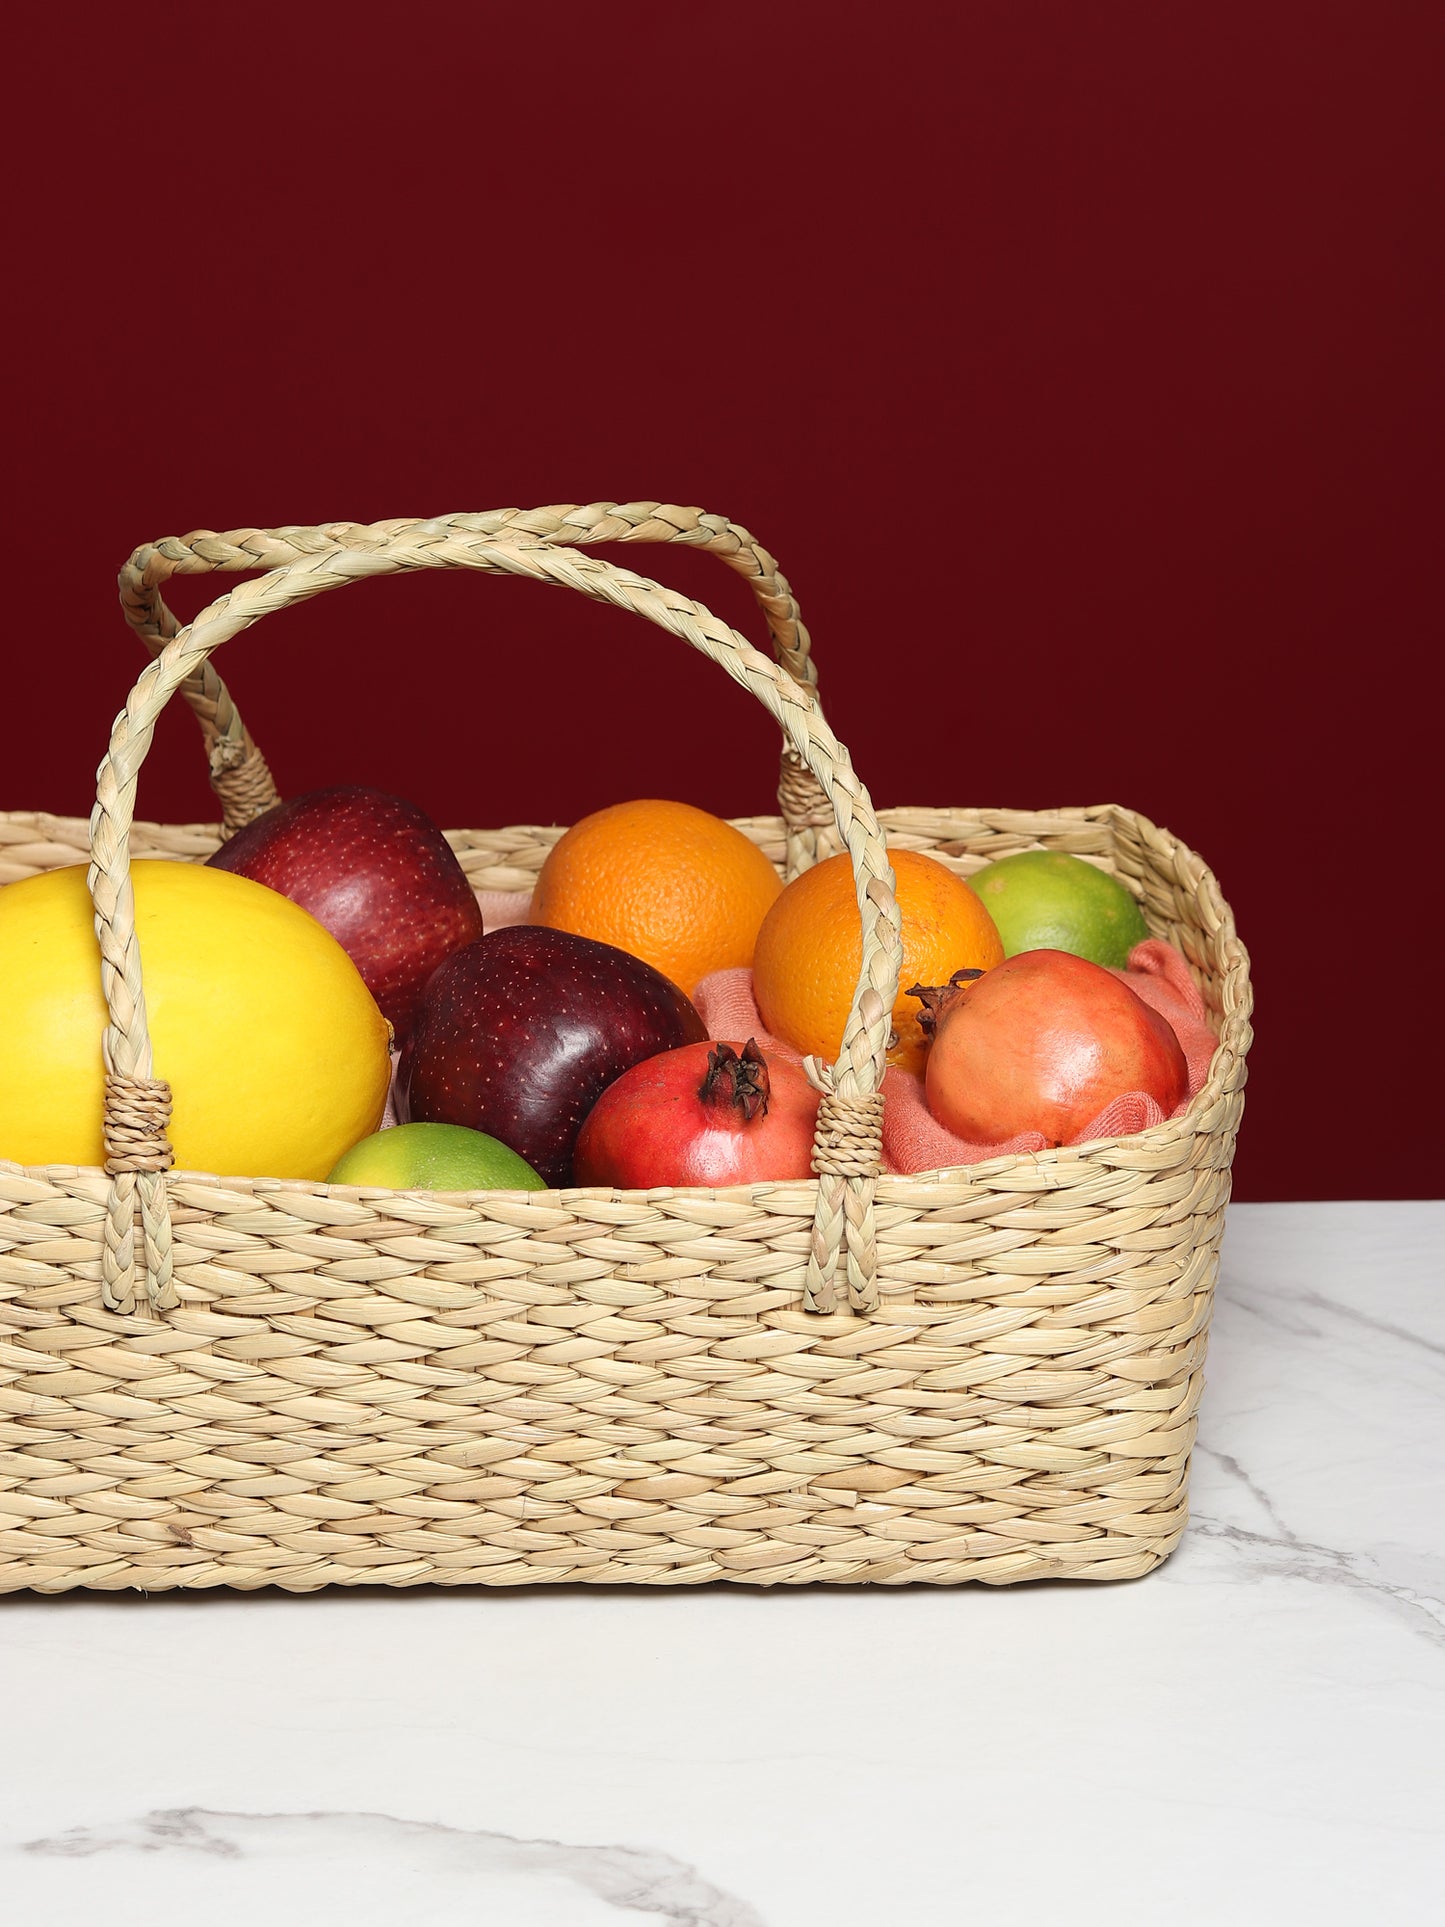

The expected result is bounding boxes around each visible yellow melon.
[0,860,391,1178]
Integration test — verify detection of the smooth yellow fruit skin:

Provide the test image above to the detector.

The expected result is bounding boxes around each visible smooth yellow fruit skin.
[0,861,391,1178]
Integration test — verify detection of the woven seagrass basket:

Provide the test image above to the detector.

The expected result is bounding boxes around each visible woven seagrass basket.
[0,504,1252,1593]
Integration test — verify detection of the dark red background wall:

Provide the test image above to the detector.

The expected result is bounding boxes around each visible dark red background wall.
[6,3,1440,1199]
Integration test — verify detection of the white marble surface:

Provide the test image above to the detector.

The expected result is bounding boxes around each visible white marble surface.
[2,1201,1441,1926]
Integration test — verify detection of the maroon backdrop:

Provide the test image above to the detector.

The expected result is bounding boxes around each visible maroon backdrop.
[6,3,1440,1199]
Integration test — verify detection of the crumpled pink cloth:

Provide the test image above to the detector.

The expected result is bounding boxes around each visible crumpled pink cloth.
[475,889,537,931]
[693,940,1218,1175]
[389,891,1218,1174]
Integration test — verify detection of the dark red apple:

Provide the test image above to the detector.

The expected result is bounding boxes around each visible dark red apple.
[395,925,708,1185]
[207,786,483,1039]
[912,949,1188,1146]
[574,1038,822,1189]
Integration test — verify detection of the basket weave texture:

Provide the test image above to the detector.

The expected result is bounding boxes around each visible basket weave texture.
[0,508,1251,1592]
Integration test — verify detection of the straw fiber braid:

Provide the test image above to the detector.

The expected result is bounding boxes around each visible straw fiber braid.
[94,531,901,1314]
[86,808,179,1314]
[804,1078,889,1314]
[119,505,833,866]
[116,547,280,832]
[810,1087,887,1179]
[102,1074,173,1174]
[3,802,1129,891]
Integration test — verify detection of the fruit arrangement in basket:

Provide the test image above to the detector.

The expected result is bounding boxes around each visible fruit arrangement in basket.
[0,778,1209,1191]
[0,507,1251,1598]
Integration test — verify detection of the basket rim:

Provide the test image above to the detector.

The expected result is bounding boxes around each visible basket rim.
[0,800,1252,1206]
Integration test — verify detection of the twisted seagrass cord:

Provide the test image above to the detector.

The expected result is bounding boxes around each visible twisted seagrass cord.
[118,504,836,872]
[809,1087,888,1179]
[0,507,1253,1593]
[99,1073,178,1317]
[96,527,903,1319]
[101,1075,173,1175]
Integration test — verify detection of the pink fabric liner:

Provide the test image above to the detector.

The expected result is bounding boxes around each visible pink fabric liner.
[475,889,538,931]
[387,890,1219,1173]
[694,939,1217,1174]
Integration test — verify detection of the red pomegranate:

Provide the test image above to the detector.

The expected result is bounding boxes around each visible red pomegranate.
[912,949,1187,1146]
[574,1038,821,1188]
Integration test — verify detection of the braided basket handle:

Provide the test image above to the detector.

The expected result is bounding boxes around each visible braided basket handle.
[93,529,902,1321]
[119,504,835,876]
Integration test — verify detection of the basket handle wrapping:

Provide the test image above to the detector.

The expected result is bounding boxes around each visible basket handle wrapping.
[91,529,903,1320]
[119,504,836,876]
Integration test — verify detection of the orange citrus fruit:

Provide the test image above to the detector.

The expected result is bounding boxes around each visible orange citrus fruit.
[529,799,783,995]
[752,847,1005,1074]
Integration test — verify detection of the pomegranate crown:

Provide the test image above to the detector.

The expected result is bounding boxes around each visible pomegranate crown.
[698,1039,771,1121]
[906,968,985,1037]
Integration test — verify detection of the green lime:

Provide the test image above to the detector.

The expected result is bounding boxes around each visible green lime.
[968,849,1149,968]
[326,1122,547,1191]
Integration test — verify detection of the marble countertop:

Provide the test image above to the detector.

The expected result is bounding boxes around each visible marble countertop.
[2,1201,1440,1926]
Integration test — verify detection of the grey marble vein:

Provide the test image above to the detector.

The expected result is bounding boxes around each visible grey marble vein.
[1174,1512,1445,1654]
[23,1808,766,1926]
[1178,1204,1445,1666]
[1297,1289,1445,1366]
[1182,1403,1445,1652]
[1195,1442,1300,1541]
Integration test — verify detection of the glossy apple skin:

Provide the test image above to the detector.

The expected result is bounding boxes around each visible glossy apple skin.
[924,949,1188,1145]
[395,925,708,1186]
[207,787,483,1040]
[574,1039,821,1189]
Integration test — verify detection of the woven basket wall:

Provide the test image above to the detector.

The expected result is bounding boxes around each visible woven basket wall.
[0,508,1252,1592]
